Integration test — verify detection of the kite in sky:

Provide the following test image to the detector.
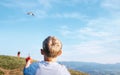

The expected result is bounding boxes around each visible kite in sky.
[27,12,35,16]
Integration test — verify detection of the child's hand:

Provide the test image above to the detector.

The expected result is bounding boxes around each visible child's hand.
[26,56,32,63]
[25,56,32,68]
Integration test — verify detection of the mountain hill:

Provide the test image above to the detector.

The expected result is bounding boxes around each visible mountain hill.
[0,55,87,75]
[60,62,120,75]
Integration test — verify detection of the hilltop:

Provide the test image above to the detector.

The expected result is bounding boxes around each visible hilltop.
[0,55,88,75]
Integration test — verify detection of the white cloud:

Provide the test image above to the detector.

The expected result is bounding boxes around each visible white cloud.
[101,0,120,11]
[38,0,54,9]
[61,38,120,63]
[101,0,120,17]
[58,12,120,63]
[0,0,89,19]
[58,0,98,6]
[0,17,30,23]
[54,12,88,19]
[31,9,47,18]
[0,0,37,9]
[57,25,72,36]
[70,41,105,55]
[39,12,87,19]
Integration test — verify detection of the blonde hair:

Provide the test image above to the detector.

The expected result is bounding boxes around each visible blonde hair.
[42,36,62,58]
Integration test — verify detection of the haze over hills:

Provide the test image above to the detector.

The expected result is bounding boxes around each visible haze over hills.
[60,62,120,75]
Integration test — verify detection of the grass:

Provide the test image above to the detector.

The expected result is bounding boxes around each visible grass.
[0,55,88,75]
[0,55,25,70]
[69,69,88,75]
[0,70,4,75]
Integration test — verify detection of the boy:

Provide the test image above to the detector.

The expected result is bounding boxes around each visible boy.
[23,36,70,75]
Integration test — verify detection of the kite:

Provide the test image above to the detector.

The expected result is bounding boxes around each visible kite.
[27,12,35,16]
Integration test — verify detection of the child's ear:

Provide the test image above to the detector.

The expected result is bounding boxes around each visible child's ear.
[40,49,44,55]
[58,50,62,56]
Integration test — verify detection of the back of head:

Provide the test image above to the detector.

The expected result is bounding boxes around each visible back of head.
[42,36,62,58]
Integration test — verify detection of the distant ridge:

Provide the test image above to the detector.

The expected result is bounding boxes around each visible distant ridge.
[60,61,120,75]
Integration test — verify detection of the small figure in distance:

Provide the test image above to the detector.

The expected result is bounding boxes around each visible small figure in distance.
[23,36,70,75]
[17,51,20,59]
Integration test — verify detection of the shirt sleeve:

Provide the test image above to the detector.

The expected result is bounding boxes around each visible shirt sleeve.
[23,62,39,75]
[23,67,32,75]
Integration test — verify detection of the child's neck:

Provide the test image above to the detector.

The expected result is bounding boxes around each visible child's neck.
[44,56,57,62]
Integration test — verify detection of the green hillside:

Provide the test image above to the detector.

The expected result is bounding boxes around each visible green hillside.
[0,55,88,75]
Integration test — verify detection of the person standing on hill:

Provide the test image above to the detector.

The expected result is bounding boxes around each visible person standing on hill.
[17,51,20,58]
[23,36,70,75]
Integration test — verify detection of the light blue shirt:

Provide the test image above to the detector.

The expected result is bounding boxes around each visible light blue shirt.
[23,61,70,75]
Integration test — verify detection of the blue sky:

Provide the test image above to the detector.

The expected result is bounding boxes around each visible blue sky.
[0,0,120,64]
